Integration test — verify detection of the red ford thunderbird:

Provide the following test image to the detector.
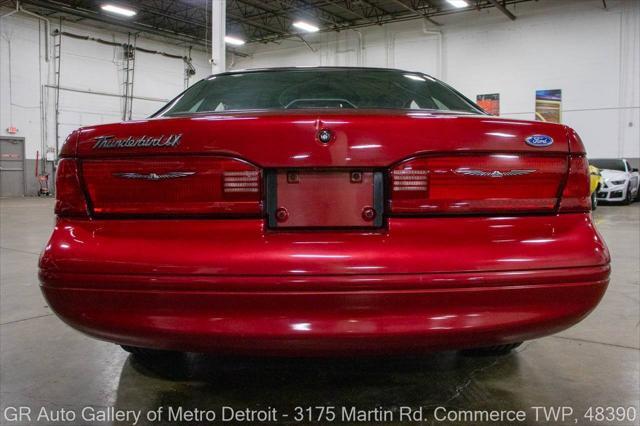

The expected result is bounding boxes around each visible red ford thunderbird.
[39,67,610,357]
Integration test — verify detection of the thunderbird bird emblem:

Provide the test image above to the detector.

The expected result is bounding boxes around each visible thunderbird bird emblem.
[113,171,195,180]
[454,169,536,178]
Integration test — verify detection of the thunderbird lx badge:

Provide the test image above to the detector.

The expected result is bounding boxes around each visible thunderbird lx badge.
[93,134,182,149]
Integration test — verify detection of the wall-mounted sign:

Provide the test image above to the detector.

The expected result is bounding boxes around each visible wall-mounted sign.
[6,126,18,134]
[535,89,562,123]
[477,93,500,116]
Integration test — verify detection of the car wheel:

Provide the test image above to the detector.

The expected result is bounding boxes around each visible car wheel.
[591,192,597,210]
[121,345,181,358]
[459,342,522,356]
[623,185,633,205]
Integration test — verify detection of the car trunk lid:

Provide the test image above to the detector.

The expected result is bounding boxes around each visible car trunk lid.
[59,111,584,220]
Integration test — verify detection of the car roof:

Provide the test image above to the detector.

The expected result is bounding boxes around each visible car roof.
[207,66,436,80]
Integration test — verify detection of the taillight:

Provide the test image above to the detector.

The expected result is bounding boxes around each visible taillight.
[82,156,262,216]
[55,159,89,217]
[390,154,566,214]
[558,156,591,212]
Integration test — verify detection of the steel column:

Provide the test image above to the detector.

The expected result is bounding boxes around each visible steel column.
[211,0,226,73]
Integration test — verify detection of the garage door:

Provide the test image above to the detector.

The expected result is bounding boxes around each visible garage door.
[0,138,25,197]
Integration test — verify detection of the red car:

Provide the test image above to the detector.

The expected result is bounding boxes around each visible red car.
[40,67,610,357]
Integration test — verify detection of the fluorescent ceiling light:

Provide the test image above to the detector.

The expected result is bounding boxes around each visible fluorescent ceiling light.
[446,0,469,8]
[293,21,320,32]
[224,36,245,46]
[101,4,136,17]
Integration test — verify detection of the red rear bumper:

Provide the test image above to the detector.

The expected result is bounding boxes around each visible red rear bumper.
[39,214,610,355]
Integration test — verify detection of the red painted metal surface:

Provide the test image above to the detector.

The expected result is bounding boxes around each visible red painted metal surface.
[40,109,610,354]
[41,215,608,276]
[42,278,607,355]
[63,111,573,164]
[40,213,609,354]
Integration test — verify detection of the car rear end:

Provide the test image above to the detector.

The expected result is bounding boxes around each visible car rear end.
[39,69,610,355]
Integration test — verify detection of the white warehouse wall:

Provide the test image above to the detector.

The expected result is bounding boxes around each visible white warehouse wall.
[0,13,212,154]
[0,0,638,195]
[0,11,212,193]
[232,0,640,160]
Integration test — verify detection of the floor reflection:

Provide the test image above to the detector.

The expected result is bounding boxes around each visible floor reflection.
[113,350,524,425]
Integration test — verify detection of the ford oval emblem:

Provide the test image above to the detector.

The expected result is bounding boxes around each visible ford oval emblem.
[525,135,554,147]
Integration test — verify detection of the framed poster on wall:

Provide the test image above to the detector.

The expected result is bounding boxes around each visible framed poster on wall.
[476,93,500,116]
[535,89,562,123]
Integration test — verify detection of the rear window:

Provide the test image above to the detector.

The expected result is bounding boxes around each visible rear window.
[156,69,482,116]
[590,159,626,172]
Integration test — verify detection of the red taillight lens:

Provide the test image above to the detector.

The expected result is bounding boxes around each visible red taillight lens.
[390,155,566,214]
[558,156,590,212]
[82,156,262,216]
[55,159,89,217]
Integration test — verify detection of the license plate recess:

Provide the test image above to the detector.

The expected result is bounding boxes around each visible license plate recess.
[266,169,384,228]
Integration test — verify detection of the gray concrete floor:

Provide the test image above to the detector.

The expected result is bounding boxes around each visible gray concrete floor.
[0,198,638,426]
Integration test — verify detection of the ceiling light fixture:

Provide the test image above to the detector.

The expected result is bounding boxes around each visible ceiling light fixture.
[446,0,469,8]
[100,4,137,17]
[224,36,246,46]
[293,21,320,32]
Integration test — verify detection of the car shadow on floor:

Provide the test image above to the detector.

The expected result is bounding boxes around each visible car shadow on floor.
[111,349,526,425]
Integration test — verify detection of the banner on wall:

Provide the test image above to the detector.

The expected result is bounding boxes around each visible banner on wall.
[476,93,500,116]
[535,89,562,123]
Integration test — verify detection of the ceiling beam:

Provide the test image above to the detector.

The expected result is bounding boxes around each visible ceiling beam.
[389,0,441,26]
[144,0,291,42]
[486,0,516,20]
[21,0,203,44]
[344,0,395,24]
[248,0,342,26]
[18,0,534,46]
[227,10,289,36]
[322,0,370,22]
